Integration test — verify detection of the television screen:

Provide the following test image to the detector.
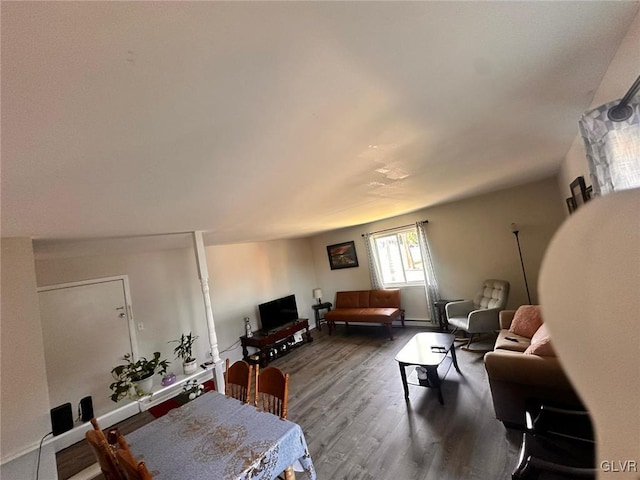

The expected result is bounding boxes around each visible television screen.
[258,294,298,332]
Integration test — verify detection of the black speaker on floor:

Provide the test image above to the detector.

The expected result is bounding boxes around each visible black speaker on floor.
[50,403,74,436]
[79,396,94,422]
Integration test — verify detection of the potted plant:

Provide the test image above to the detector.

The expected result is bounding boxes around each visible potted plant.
[181,379,205,401]
[170,332,199,375]
[109,352,170,402]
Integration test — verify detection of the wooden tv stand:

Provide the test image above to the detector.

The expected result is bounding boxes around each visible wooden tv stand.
[240,319,312,367]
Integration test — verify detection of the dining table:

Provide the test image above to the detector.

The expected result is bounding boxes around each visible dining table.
[126,390,316,480]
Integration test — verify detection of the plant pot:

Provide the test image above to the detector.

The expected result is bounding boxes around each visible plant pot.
[134,375,154,395]
[183,359,198,375]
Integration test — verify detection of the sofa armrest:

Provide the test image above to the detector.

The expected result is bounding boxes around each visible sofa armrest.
[445,300,474,318]
[500,310,516,330]
[484,351,573,390]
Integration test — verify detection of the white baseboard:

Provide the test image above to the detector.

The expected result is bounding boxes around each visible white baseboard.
[401,318,437,328]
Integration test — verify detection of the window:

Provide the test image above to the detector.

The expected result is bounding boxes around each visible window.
[372,227,424,287]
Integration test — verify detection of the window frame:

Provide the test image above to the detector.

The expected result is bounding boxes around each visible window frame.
[371,226,425,288]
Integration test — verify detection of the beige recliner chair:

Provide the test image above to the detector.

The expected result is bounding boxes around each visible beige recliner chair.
[445,279,510,348]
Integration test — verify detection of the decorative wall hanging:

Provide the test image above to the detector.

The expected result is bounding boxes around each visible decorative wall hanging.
[326,241,359,270]
[567,176,593,214]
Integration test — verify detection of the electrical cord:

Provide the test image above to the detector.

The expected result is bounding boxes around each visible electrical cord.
[36,432,53,480]
[219,340,241,355]
[200,341,241,369]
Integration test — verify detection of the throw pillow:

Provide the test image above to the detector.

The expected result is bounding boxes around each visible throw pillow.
[509,305,543,338]
[524,323,555,356]
[524,336,556,357]
[530,322,550,344]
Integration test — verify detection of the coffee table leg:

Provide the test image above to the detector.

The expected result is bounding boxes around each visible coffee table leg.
[425,366,444,405]
[398,362,409,400]
[449,344,461,373]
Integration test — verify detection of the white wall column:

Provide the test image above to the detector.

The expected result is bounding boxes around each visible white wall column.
[192,232,225,394]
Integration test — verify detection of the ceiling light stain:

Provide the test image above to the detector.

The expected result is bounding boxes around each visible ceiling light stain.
[375,166,409,181]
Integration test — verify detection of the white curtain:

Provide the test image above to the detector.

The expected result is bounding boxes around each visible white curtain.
[363,233,383,290]
[579,98,640,196]
[416,221,440,320]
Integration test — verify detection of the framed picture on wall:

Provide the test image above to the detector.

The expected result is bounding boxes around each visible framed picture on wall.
[326,241,359,270]
[570,176,588,208]
[566,197,577,214]
[585,185,594,201]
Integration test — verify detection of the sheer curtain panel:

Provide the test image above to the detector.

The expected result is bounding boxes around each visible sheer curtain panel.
[416,221,440,321]
[364,233,384,290]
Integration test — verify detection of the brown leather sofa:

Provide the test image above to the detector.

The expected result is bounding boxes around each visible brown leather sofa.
[484,309,584,427]
[324,289,405,340]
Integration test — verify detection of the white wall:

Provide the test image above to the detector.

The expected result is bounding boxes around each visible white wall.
[35,237,317,382]
[311,177,566,316]
[205,240,318,354]
[1,238,57,479]
[36,248,208,367]
[559,10,640,202]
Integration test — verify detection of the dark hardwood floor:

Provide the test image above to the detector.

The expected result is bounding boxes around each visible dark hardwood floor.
[57,325,521,479]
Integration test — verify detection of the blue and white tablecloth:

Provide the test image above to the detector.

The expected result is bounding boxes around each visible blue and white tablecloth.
[127,391,316,480]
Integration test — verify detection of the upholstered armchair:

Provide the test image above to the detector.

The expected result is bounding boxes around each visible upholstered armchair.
[445,279,510,349]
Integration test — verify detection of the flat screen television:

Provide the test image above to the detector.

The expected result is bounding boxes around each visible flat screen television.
[258,294,299,333]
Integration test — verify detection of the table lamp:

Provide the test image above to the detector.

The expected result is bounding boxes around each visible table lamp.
[313,288,323,305]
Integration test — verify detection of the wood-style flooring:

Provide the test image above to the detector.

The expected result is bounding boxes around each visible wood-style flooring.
[57,325,522,480]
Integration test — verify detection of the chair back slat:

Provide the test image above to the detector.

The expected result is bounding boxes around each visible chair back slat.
[116,448,153,480]
[225,359,253,403]
[85,430,124,480]
[255,366,289,419]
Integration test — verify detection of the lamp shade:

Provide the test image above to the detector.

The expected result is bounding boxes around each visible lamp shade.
[312,288,323,300]
[579,97,640,196]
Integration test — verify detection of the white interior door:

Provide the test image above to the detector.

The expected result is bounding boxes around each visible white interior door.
[38,276,138,418]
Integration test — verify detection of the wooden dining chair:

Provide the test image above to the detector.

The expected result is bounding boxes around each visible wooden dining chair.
[90,417,107,440]
[254,365,290,419]
[85,429,124,480]
[225,358,253,403]
[115,448,153,480]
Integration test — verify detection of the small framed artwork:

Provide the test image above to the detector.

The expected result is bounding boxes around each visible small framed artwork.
[566,197,576,214]
[327,241,359,270]
[570,176,588,209]
[585,185,594,201]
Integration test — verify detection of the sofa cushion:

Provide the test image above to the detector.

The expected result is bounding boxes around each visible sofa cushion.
[324,307,401,323]
[509,305,543,338]
[530,323,550,344]
[524,324,556,357]
[369,289,401,308]
[495,329,531,352]
[336,291,361,308]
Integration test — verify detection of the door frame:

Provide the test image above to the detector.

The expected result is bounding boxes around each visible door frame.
[37,275,140,361]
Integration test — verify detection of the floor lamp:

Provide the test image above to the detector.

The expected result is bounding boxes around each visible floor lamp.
[511,223,532,304]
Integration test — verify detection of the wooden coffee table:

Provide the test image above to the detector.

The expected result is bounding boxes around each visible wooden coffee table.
[395,332,460,404]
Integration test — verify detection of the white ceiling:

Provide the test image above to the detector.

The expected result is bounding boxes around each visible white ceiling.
[2,1,638,248]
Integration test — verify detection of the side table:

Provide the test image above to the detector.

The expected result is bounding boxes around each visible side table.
[311,302,332,331]
[432,299,462,332]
